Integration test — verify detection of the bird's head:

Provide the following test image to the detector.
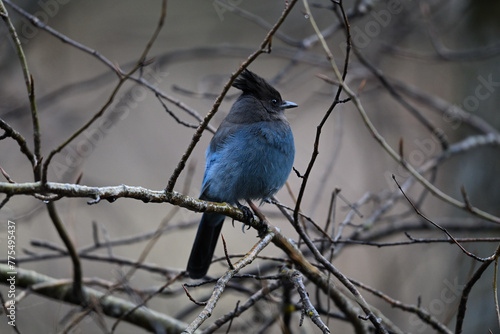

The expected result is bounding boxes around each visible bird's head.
[228,69,297,123]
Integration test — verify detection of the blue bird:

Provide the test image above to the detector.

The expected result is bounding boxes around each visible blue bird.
[187,69,297,279]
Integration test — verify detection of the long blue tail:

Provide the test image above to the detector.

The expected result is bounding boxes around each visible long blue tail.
[187,212,225,279]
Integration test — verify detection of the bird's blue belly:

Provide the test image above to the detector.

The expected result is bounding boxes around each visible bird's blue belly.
[202,123,294,204]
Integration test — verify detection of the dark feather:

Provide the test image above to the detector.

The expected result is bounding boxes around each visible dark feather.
[232,69,282,101]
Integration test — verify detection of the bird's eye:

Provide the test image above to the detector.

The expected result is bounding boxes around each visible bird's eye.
[271,99,278,105]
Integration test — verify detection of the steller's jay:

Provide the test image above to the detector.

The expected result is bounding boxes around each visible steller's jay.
[186,69,297,279]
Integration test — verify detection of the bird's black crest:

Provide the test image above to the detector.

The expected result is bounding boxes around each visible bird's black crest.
[232,69,281,100]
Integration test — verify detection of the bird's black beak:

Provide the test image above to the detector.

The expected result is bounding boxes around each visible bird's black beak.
[281,100,298,109]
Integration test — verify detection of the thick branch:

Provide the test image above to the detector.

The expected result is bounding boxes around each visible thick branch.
[0,181,249,221]
[0,264,192,333]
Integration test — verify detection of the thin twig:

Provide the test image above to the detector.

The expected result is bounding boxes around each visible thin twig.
[304,0,500,226]
[350,278,453,334]
[221,234,234,270]
[294,0,351,229]
[297,4,391,332]
[36,0,167,184]
[201,281,282,334]
[0,1,41,180]
[273,203,386,333]
[393,175,490,262]
[0,119,35,166]
[111,272,184,333]
[455,244,500,334]
[353,45,449,149]
[495,255,500,331]
[282,268,330,333]
[183,232,275,333]
[155,93,200,130]
[45,201,84,304]
[0,166,14,183]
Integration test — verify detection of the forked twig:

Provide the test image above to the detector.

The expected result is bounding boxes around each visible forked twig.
[282,267,330,333]
[393,174,490,262]
[183,233,275,333]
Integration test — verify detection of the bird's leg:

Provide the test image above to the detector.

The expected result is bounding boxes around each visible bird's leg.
[236,201,254,227]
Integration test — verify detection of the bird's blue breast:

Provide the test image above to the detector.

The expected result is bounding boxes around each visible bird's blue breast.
[201,121,294,204]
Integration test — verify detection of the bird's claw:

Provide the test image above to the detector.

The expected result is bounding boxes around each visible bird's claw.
[236,202,254,225]
[241,223,251,233]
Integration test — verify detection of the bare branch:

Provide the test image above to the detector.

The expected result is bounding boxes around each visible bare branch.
[350,278,453,334]
[0,264,190,333]
[183,232,274,333]
[45,201,84,304]
[282,268,330,333]
[393,175,495,262]
[455,245,500,333]
[0,119,35,166]
[201,281,282,334]
[0,1,41,179]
